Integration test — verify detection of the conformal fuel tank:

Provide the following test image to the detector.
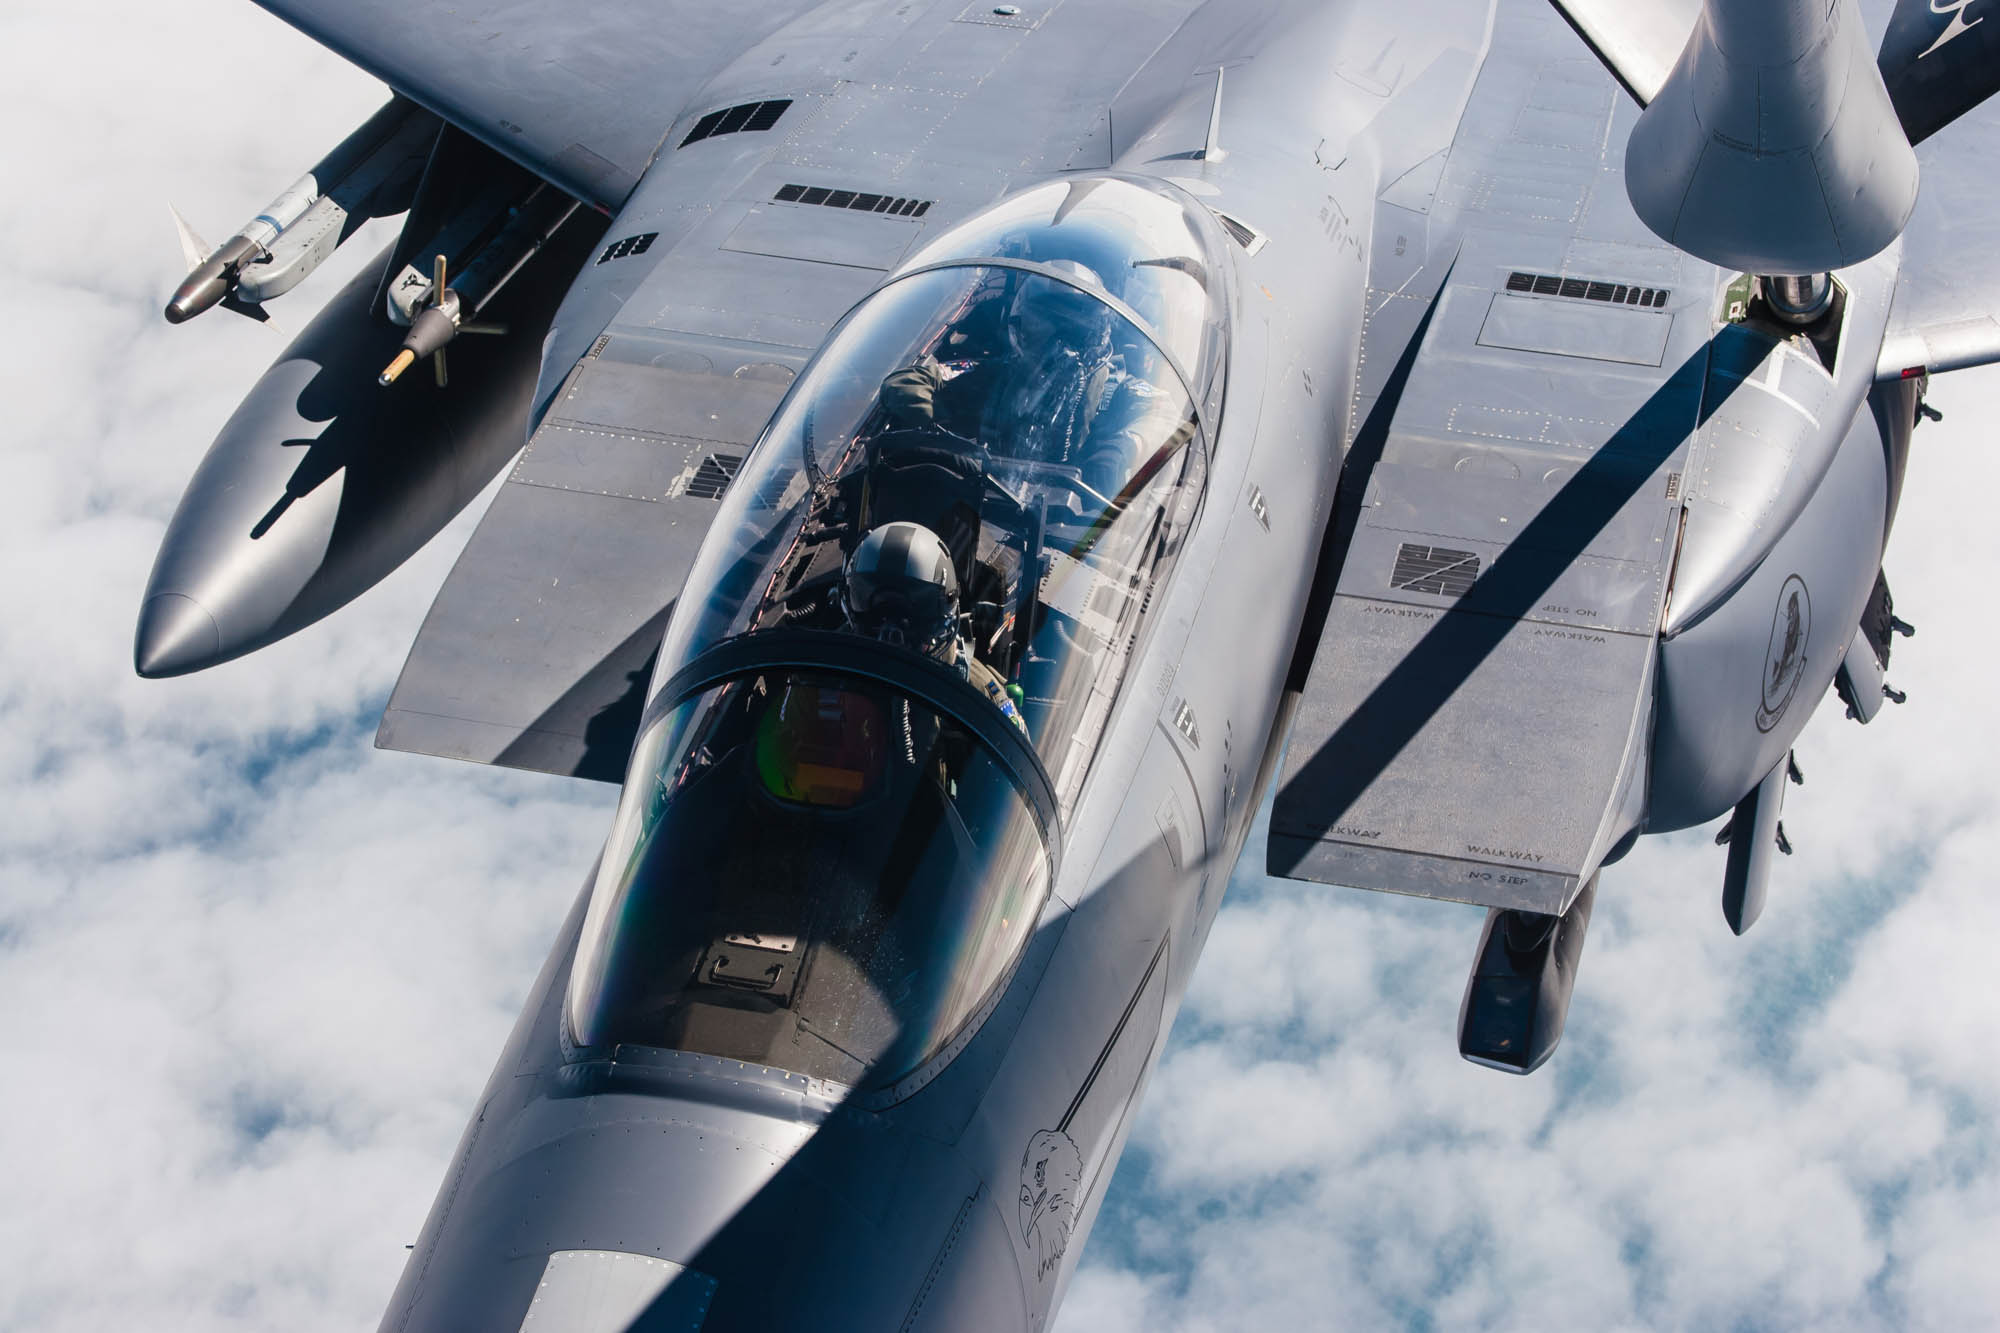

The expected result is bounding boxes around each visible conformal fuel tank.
[136,217,603,677]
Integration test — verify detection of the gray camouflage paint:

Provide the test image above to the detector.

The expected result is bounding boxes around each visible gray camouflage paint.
[368,4,1490,1326]
[130,0,1996,1326]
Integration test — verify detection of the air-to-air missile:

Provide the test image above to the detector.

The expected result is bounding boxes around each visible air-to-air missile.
[164,97,438,324]
[139,117,602,677]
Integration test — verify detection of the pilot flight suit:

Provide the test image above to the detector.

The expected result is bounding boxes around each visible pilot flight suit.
[959,646,1028,735]
[880,345,1181,502]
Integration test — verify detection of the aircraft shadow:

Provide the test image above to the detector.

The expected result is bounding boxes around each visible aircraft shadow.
[492,601,675,783]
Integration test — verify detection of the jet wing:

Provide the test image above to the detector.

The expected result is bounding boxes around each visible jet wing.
[375,0,1145,781]
[251,0,820,206]
[1542,0,1701,105]
[373,244,882,782]
[373,331,814,782]
[1269,38,1708,917]
[1876,100,2000,379]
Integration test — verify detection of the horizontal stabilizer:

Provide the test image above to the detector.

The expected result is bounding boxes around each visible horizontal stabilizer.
[1543,0,1701,105]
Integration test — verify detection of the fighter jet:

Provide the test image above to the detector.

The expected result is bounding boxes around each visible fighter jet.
[137,0,1999,1325]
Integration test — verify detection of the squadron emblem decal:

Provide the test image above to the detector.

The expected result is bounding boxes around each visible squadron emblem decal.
[1920,0,1985,59]
[1757,574,1812,733]
[1017,1129,1083,1282]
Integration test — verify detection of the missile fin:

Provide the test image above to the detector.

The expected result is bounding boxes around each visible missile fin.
[219,293,274,326]
[220,295,286,340]
[169,205,211,272]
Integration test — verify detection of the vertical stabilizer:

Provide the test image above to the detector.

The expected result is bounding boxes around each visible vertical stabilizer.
[1625,0,1918,275]
[1880,0,2000,144]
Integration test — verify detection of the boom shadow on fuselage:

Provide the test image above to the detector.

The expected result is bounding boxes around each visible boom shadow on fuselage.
[1272,342,1740,869]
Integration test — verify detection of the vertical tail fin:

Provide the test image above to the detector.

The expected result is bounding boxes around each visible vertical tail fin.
[1880,0,2000,143]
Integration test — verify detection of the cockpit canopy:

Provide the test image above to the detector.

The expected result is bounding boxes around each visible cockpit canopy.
[566,176,1228,1094]
[569,668,1053,1093]
[901,174,1228,413]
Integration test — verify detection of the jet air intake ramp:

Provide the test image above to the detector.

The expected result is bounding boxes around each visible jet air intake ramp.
[1269,52,1710,918]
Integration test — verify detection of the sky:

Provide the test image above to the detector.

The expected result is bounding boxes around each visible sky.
[3,1,1998,1330]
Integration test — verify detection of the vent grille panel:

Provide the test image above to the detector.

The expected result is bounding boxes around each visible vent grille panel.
[680,99,793,147]
[687,453,744,501]
[597,232,658,265]
[713,103,758,137]
[775,184,933,217]
[1391,543,1481,597]
[1507,270,1670,309]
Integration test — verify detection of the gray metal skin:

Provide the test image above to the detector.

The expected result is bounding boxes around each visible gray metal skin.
[374,2,1490,1330]
[1265,1,1939,943]
[1262,0,1930,1072]
[135,216,604,677]
[1650,266,1916,830]
[133,0,1979,1325]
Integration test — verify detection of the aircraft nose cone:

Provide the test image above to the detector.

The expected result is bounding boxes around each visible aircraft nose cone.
[134,593,222,677]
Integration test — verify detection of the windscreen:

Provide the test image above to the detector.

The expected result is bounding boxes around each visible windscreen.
[567,670,1052,1090]
[657,262,1208,813]
[900,174,1227,399]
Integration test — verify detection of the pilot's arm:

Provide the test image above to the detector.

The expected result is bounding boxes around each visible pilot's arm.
[882,355,995,434]
[880,357,946,426]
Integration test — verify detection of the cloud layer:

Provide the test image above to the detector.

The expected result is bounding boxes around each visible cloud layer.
[2,6,617,1327]
[4,3,1997,1331]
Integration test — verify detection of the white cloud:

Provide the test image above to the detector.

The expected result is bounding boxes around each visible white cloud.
[6,2,2000,1331]
[1,6,617,1329]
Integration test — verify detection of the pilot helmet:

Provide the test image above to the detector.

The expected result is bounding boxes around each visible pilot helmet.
[1007,260,1113,359]
[843,522,960,658]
